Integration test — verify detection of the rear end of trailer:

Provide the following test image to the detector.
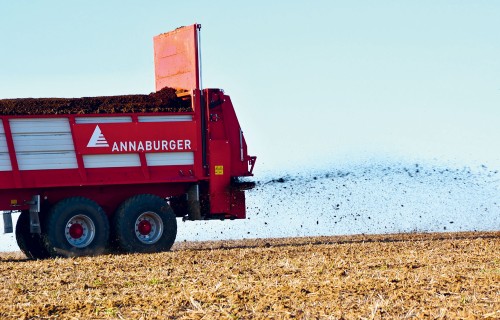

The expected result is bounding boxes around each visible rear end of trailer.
[0,24,256,258]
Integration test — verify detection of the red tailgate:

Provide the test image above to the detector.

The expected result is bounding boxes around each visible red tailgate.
[154,24,201,91]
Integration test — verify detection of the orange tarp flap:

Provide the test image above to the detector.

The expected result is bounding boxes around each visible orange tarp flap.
[153,24,200,91]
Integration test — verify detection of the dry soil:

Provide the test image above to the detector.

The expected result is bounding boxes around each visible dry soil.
[0,231,499,319]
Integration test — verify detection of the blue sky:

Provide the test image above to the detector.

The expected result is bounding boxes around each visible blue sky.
[1,1,499,171]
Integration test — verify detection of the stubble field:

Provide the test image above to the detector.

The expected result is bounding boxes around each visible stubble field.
[0,231,499,319]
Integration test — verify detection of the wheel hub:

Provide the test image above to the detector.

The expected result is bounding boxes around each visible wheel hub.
[69,223,84,239]
[138,220,152,235]
[64,214,96,248]
[134,211,163,244]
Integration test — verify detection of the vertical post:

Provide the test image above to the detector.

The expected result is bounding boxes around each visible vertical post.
[200,90,208,173]
[197,24,202,91]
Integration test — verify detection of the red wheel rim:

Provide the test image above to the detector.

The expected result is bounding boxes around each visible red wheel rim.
[69,223,84,239]
[138,220,152,235]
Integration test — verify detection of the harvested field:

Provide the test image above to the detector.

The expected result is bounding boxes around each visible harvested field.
[0,87,191,115]
[0,231,499,319]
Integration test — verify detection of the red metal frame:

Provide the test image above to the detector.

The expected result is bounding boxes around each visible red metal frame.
[0,112,200,185]
[0,182,192,217]
[0,98,203,211]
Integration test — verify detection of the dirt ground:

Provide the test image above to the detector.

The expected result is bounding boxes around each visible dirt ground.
[0,87,191,115]
[0,231,499,319]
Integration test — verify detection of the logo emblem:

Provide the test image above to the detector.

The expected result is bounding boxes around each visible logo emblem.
[87,125,109,148]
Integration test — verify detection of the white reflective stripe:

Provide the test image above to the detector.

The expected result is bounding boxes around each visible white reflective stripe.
[145,152,194,166]
[75,117,133,124]
[10,118,77,170]
[83,154,141,168]
[138,115,192,122]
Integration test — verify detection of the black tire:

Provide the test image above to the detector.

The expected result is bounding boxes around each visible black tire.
[43,197,109,258]
[15,211,51,260]
[112,194,177,253]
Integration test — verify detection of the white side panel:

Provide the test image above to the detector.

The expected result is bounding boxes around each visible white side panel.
[83,154,141,168]
[75,117,132,124]
[10,118,72,134]
[0,136,8,151]
[145,152,194,166]
[0,122,7,151]
[0,122,12,171]
[16,152,78,170]
[10,118,78,170]
[138,115,192,122]
[0,153,12,171]
[12,133,75,152]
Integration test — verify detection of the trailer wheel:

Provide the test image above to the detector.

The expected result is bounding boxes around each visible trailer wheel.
[43,197,109,258]
[113,194,177,253]
[15,211,50,260]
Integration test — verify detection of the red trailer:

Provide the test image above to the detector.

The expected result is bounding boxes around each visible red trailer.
[0,24,256,258]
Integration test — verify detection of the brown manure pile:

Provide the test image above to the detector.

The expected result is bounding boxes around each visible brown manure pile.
[0,87,191,115]
[0,231,499,319]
